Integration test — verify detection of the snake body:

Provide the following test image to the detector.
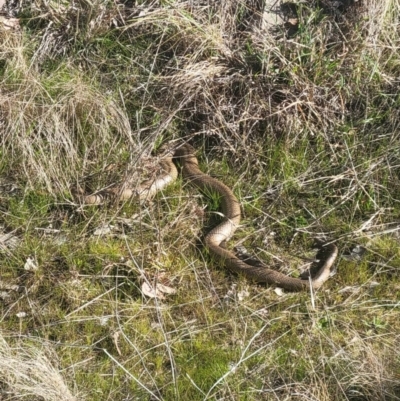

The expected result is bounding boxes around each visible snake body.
[174,144,338,291]
[79,142,338,291]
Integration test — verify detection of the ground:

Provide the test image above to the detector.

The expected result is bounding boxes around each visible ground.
[0,1,399,400]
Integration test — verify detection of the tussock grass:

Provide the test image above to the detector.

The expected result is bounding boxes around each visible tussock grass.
[0,0,400,400]
[0,334,78,400]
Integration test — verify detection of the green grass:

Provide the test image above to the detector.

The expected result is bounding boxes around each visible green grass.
[0,0,400,400]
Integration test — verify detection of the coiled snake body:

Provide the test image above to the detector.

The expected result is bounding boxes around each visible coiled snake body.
[79,143,338,291]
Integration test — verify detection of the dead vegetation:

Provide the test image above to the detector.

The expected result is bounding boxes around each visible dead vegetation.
[0,0,399,400]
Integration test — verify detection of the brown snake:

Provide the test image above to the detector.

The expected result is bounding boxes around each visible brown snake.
[78,142,338,291]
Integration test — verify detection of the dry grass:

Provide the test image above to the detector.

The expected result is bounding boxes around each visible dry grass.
[0,0,399,400]
[0,334,78,400]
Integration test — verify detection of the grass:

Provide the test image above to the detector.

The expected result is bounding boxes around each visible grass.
[0,0,400,400]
